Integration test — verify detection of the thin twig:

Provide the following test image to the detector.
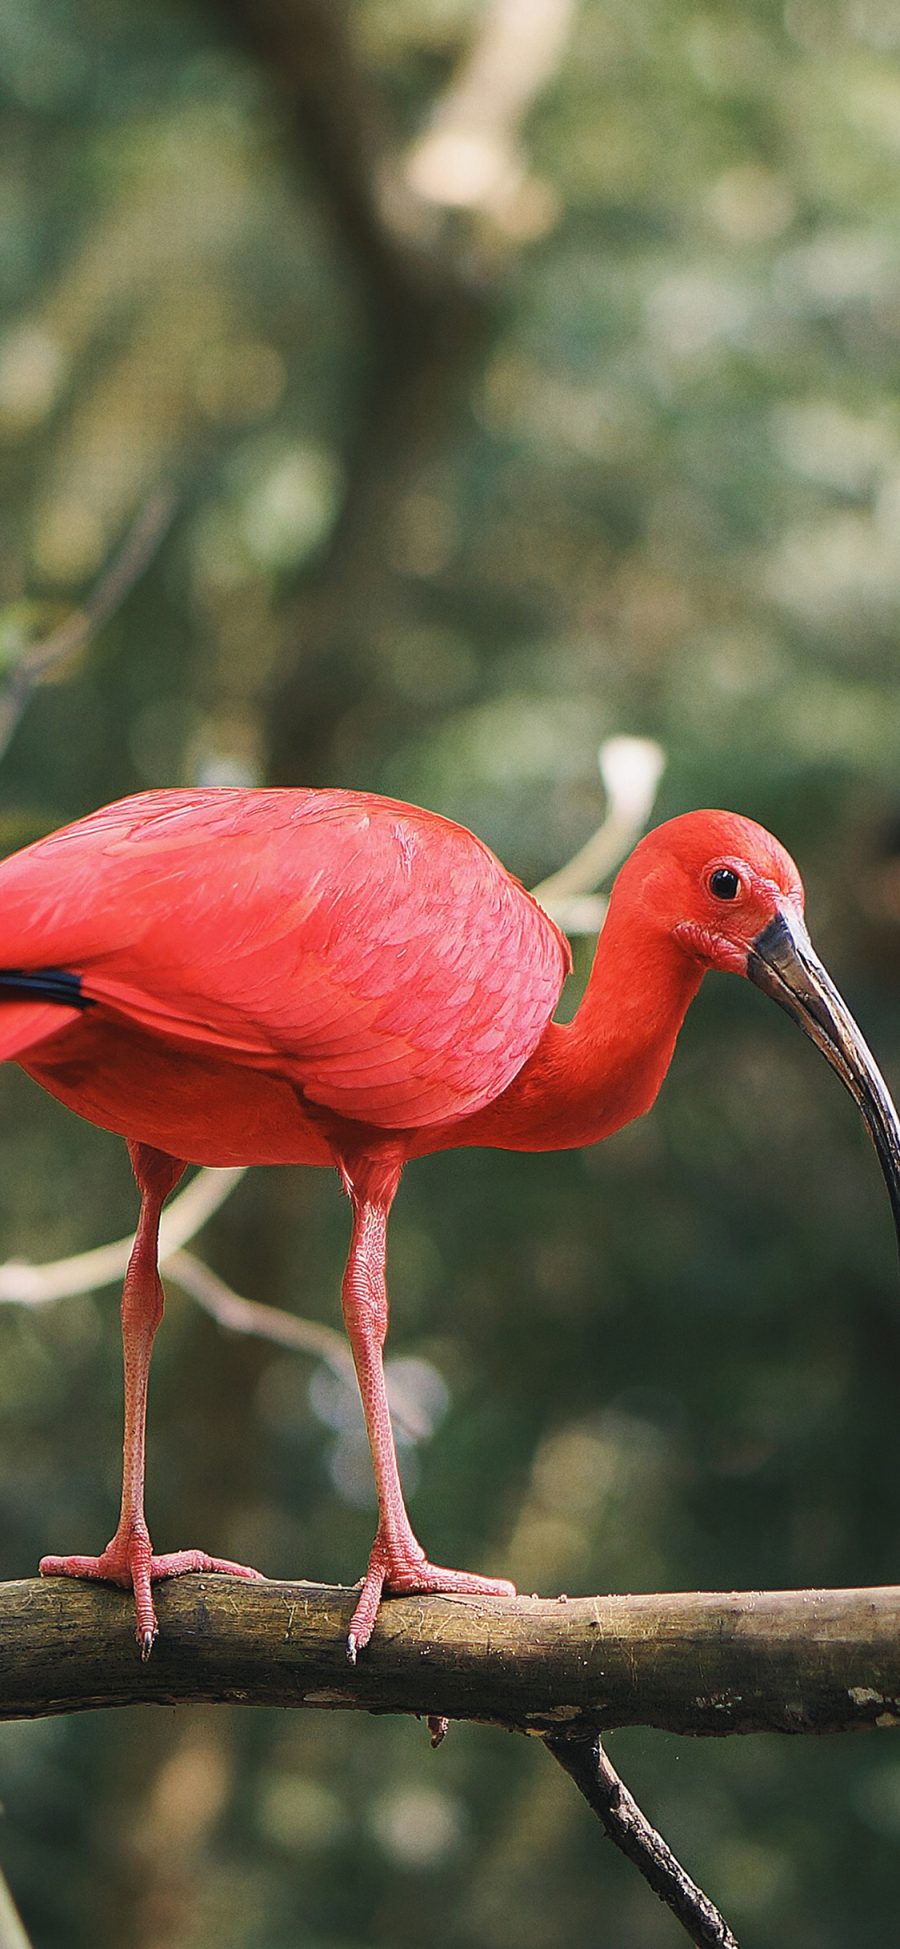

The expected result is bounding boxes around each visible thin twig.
[0,488,176,765]
[145,1248,429,1443]
[546,1732,739,1949]
[165,1248,351,1376]
[534,736,666,913]
[0,1166,245,1304]
[0,1192,430,1440]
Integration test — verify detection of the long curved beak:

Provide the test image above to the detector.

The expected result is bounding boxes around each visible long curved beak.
[747,909,900,1253]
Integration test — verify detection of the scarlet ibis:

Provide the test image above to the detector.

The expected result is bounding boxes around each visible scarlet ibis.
[2,789,898,1658]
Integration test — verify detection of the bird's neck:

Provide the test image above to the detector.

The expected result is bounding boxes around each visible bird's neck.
[435,901,706,1155]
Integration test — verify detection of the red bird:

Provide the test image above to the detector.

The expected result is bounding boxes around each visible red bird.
[1,790,898,1657]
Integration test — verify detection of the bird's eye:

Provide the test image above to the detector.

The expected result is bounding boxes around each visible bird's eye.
[708,867,741,901]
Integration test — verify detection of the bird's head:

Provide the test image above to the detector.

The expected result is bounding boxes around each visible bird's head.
[619,808,900,1250]
[625,808,805,973]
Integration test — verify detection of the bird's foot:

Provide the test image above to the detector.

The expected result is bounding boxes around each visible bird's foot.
[40,1532,264,1658]
[347,1531,515,1662]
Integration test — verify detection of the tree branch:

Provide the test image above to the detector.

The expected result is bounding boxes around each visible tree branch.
[405,0,576,228]
[0,1166,245,1304]
[533,734,665,930]
[0,488,175,767]
[8,1580,894,1949]
[4,1579,900,1733]
[212,0,567,786]
[546,1732,738,1949]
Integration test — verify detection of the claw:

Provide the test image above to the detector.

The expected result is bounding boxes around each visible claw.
[39,1538,263,1650]
[347,1529,515,1658]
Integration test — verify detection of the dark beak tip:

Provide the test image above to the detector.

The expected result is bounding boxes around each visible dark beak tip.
[748,911,900,1267]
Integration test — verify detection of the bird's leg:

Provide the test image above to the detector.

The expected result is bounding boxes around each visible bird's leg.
[40,1141,263,1655]
[342,1185,515,1659]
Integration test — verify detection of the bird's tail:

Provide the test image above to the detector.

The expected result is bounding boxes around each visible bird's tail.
[0,1000,81,1061]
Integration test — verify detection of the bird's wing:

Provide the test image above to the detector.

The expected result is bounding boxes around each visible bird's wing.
[0,1000,83,1062]
[0,789,571,1129]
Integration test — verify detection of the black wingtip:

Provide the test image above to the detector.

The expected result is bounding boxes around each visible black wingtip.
[0,967,92,1009]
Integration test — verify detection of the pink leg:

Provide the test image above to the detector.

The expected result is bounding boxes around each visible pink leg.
[40,1141,263,1656]
[341,1183,514,1660]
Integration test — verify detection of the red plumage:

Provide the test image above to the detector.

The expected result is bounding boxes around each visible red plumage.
[2,789,570,1160]
[2,788,896,1657]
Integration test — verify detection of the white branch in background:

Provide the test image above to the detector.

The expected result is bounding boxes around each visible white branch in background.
[166,1249,428,1443]
[166,1246,351,1377]
[0,1164,245,1304]
[535,735,666,931]
[404,0,577,229]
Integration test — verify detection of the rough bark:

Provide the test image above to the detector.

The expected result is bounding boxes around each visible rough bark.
[4,1577,900,1734]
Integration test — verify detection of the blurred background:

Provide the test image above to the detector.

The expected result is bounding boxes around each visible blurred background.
[1,0,900,1943]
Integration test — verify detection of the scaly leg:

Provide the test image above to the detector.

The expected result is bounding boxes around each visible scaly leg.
[40,1140,263,1656]
[342,1182,515,1660]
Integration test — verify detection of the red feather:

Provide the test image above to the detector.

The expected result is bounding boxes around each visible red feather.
[0,1001,81,1062]
[0,789,570,1156]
